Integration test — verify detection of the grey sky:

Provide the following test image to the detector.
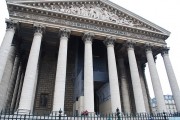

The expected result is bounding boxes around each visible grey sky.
[0,0,179,98]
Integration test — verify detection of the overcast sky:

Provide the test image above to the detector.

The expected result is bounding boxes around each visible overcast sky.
[0,0,180,98]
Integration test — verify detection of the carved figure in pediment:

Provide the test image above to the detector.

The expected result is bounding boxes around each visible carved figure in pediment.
[50,4,60,11]
[121,17,133,26]
[44,5,50,9]
[68,5,77,14]
[94,4,103,19]
[75,4,81,14]
[88,5,96,18]
[79,4,84,15]
[109,12,119,23]
[66,5,72,14]
[59,5,65,12]
[84,4,89,17]
[34,2,144,27]
[101,7,110,21]
[64,5,70,13]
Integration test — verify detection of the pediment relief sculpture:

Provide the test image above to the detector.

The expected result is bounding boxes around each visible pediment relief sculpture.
[21,2,156,31]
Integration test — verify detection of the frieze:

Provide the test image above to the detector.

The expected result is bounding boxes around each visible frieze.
[10,11,165,44]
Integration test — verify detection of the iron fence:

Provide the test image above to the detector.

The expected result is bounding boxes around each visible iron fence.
[0,108,180,120]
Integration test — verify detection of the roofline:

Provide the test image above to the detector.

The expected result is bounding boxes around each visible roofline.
[7,0,171,37]
[102,0,170,36]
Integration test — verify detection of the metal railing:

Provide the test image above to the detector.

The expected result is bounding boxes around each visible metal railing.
[0,108,180,120]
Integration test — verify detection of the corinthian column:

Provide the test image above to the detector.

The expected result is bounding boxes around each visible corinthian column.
[161,47,180,112]
[146,45,167,112]
[118,58,131,113]
[18,25,44,114]
[52,28,71,112]
[83,32,94,112]
[104,36,121,113]
[10,62,22,110]
[126,41,146,113]
[0,19,17,83]
[0,44,16,111]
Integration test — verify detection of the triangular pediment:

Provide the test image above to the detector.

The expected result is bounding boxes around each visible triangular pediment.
[7,0,170,36]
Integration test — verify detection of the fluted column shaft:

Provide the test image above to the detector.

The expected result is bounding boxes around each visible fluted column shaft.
[6,55,20,108]
[10,63,22,110]
[126,42,146,113]
[162,48,180,112]
[18,25,44,113]
[146,46,166,112]
[118,58,131,113]
[83,33,94,112]
[53,28,71,112]
[0,20,16,83]
[15,72,24,110]
[0,44,16,111]
[104,37,121,113]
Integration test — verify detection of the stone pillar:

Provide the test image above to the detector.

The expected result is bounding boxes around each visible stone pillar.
[78,96,84,115]
[5,55,20,108]
[31,66,39,113]
[0,44,16,111]
[15,72,25,110]
[137,62,151,113]
[0,19,16,83]
[146,45,167,112]
[104,36,121,113]
[52,28,71,112]
[10,63,22,110]
[18,25,44,114]
[161,47,180,112]
[118,58,131,113]
[126,41,146,113]
[83,32,94,112]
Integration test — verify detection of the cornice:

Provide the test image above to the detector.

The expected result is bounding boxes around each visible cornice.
[9,16,167,48]
[7,2,169,40]
[101,0,171,36]
[7,0,170,37]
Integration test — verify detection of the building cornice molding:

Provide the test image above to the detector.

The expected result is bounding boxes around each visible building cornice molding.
[9,11,168,45]
[9,12,168,48]
[101,0,170,36]
[7,1,170,39]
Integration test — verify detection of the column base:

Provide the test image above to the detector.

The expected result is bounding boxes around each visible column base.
[15,109,31,115]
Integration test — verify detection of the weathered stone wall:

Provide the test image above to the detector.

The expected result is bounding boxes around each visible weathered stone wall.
[64,38,77,112]
[34,37,77,113]
[34,48,57,114]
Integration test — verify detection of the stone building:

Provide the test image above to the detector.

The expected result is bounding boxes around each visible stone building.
[151,95,177,113]
[0,0,180,115]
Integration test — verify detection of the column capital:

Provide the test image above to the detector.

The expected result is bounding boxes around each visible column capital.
[125,40,135,49]
[145,43,153,52]
[161,46,170,56]
[59,28,71,38]
[5,19,18,31]
[104,36,116,47]
[33,24,45,35]
[82,32,94,44]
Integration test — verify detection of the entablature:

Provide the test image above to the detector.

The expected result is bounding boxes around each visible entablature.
[7,0,170,40]
[6,0,171,48]
[10,17,167,48]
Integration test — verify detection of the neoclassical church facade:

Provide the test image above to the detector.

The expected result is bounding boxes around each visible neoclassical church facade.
[0,0,180,115]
